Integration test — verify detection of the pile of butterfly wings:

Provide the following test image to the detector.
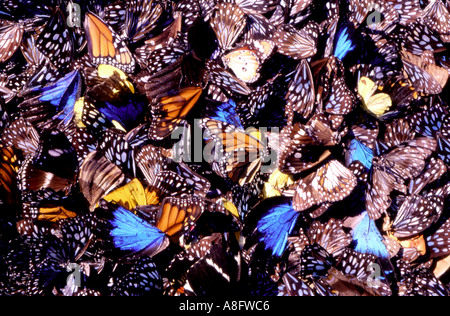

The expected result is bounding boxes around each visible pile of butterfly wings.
[0,0,450,296]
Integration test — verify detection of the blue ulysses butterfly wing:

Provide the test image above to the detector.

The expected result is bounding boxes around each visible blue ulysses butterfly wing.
[20,70,82,127]
[351,212,390,259]
[109,206,169,256]
[245,196,299,257]
[345,138,374,170]
[333,23,357,62]
[208,99,244,130]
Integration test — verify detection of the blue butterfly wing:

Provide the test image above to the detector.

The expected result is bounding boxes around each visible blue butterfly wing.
[110,207,168,255]
[347,139,374,169]
[210,99,244,129]
[98,100,146,131]
[352,212,390,259]
[334,24,356,61]
[33,70,81,125]
[256,199,299,257]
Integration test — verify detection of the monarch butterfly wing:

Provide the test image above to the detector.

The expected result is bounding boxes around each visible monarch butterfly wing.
[84,13,135,74]
[156,196,204,237]
[201,119,264,185]
[35,7,73,70]
[0,143,18,206]
[0,21,24,63]
[149,87,202,140]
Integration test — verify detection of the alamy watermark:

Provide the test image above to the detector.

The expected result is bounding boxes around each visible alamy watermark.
[170,120,280,175]
[66,2,81,28]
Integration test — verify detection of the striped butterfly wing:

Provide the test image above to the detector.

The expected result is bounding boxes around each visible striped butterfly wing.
[285,59,316,122]
[420,0,450,35]
[79,150,125,211]
[0,143,18,206]
[275,24,317,60]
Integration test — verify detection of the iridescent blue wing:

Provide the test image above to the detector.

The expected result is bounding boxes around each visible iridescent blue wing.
[109,206,169,256]
[351,212,390,259]
[209,99,244,129]
[245,197,299,257]
[22,70,82,126]
[345,138,374,170]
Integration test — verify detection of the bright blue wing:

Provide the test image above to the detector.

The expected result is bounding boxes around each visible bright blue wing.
[109,206,168,255]
[352,212,389,259]
[256,199,299,257]
[347,139,374,169]
[334,24,357,61]
[32,70,81,125]
[210,99,244,130]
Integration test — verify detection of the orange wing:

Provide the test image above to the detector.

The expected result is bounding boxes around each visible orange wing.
[149,87,202,140]
[156,196,204,237]
[84,13,135,74]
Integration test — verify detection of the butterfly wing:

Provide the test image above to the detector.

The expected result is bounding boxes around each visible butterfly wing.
[149,87,202,140]
[110,206,169,256]
[293,160,357,212]
[84,12,135,73]
[155,196,204,237]
[210,3,247,51]
[35,7,73,70]
[0,21,24,63]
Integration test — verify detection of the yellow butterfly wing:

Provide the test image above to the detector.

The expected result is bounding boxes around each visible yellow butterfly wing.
[103,178,157,211]
[358,77,392,117]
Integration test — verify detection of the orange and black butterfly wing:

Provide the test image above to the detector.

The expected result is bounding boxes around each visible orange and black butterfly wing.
[84,13,136,74]
[149,87,202,140]
[0,143,18,206]
[156,196,204,237]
